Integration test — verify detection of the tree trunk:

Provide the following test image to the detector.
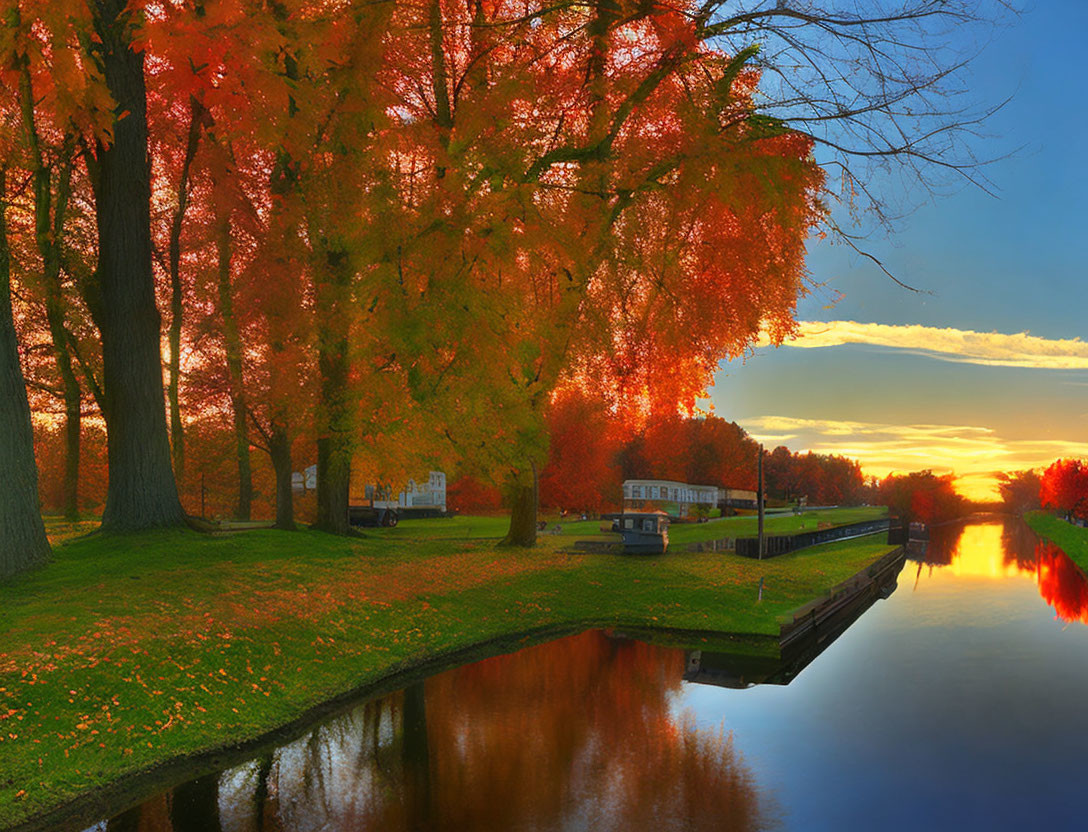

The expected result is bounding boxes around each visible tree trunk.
[315,435,351,535]
[42,254,82,524]
[167,99,204,488]
[0,167,51,581]
[216,213,251,521]
[19,65,82,522]
[313,247,353,535]
[269,423,295,531]
[501,465,538,547]
[231,408,253,521]
[92,0,185,531]
[60,360,81,521]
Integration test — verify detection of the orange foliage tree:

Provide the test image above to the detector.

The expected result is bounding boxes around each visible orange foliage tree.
[762,447,865,506]
[621,414,759,492]
[878,470,965,525]
[0,0,1012,560]
[538,390,623,514]
[1040,459,1088,522]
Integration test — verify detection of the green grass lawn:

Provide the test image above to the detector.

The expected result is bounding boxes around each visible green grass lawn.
[665,506,886,545]
[1025,511,1088,570]
[377,505,887,546]
[0,511,895,829]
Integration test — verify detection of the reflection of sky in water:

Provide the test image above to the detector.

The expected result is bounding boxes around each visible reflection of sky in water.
[676,520,1088,831]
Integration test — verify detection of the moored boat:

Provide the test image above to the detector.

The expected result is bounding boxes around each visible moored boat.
[615,511,670,554]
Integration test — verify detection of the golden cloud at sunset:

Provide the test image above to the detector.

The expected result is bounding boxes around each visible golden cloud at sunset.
[742,415,1088,501]
[760,321,1088,370]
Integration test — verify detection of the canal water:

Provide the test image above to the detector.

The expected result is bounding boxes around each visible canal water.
[90,518,1088,831]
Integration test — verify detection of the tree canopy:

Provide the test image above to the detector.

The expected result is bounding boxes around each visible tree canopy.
[0,0,1015,570]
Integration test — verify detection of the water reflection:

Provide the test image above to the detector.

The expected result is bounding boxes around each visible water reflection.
[905,517,1088,628]
[93,519,1088,832]
[1035,541,1088,625]
[106,631,777,832]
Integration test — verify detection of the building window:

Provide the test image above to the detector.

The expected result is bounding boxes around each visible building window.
[633,486,642,498]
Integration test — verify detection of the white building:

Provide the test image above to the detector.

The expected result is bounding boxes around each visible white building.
[294,468,447,513]
[292,464,318,493]
[622,479,719,517]
[390,471,447,512]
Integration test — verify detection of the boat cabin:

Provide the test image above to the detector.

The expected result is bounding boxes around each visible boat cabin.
[615,511,670,555]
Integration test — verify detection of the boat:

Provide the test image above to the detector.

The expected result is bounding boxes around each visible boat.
[614,511,670,554]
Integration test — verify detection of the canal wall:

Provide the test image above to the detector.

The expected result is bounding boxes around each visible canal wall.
[687,518,893,556]
[734,518,892,558]
[779,544,906,651]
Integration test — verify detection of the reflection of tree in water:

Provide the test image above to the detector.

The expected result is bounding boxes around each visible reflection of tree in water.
[908,517,1040,575]
[903,518,1088,627]
[423,630,775,831]
[914,522,966,566]
[1001,519,1044,573]
[1035,541,1088,626]
[216,696,409,831]
[114,630,776,831]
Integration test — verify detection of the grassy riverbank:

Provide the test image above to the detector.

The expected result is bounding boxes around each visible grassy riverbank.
[379,505,886,545]
[1,508,891,829]
[1025,511,1088,569]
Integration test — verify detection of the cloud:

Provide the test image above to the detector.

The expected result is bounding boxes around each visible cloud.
[757,321,1088,370]
[741,415,1088,500]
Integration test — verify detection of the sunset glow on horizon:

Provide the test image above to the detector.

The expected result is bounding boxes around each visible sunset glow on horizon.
[717,318,1088,503]
[738,413,1088,501]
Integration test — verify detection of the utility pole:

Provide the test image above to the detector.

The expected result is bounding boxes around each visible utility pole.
[757,443,765,560]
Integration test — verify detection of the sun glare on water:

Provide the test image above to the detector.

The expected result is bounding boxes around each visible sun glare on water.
[947,524,1029,580]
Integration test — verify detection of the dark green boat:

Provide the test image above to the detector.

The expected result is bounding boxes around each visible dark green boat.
[615,511,670,554]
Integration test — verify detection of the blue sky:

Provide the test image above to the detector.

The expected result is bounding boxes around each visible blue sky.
[708,2,1088,498]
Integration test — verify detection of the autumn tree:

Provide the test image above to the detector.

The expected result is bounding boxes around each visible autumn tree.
[15,63,83,520]
[763,445,798,502]
[624,415,698,485]
[160,98,206,489]
[760,447,865,505]
[619,414,758,491]
[229,0,408,535]
[690,418,757,490]
[2,1,111,529]
[1040,459,1088,522]
[446,476,503,514]
[539,390,622,514]
[85,0,186,530]
[496,0,1009,542]
[375,0,829,544]
[997,468,1042,515]
[4,0,1011,544]
[878,470,965,525]
[135,0,321,529]
[0,162,51,580]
